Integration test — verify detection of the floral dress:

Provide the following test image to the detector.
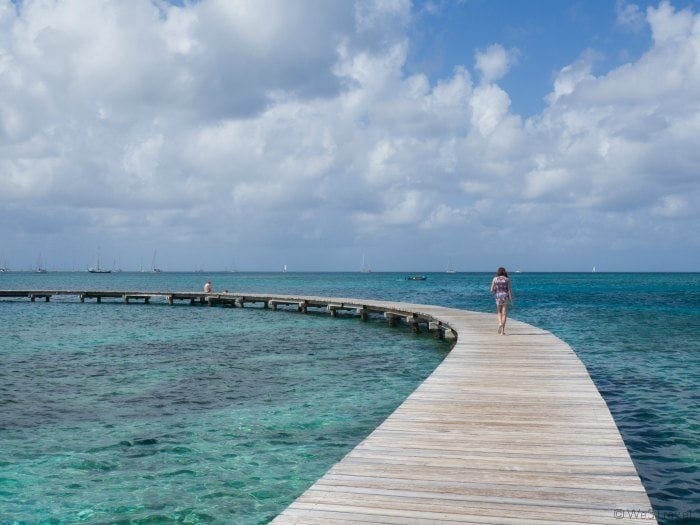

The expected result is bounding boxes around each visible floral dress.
[492,276,510,306]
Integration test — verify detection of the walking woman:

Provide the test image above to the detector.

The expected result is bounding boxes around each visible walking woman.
[490,267,513,334]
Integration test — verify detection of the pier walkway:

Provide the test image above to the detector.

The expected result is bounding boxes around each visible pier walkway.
[0,290,655,523]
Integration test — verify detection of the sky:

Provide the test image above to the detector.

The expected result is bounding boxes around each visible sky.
[0,0,698,272]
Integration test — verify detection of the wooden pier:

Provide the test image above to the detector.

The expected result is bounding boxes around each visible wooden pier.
[0,290,655,523]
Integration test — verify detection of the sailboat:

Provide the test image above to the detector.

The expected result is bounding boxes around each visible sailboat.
[35,253,48,273]
[152,250,161,273]
[282,264,288,273]
[445,260,456,274]
[360,254,372,273]
[88,249,111,273]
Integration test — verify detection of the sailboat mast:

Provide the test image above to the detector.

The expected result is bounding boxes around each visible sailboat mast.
[152,250,161,272]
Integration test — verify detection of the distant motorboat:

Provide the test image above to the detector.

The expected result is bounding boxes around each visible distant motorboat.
[406,275,427,281]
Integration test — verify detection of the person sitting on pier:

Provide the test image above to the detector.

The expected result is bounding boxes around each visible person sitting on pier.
[203,281,212,293]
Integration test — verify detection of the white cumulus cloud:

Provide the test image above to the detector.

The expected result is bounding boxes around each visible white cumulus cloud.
[474,43,519,84]
[0,0,698,271]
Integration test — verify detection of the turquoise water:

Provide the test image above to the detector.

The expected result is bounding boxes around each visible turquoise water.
[0,272,698,524]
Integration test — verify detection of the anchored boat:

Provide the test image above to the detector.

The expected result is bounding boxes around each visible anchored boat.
[88,249,111,273]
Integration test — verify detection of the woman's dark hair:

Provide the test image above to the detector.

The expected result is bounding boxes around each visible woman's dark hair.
[497,267,508,277]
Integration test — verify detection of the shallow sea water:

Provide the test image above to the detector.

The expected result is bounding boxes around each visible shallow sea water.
[0,272,698,524]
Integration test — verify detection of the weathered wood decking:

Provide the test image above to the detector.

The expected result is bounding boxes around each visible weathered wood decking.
[272,301,656,524]
[0,291,655,523]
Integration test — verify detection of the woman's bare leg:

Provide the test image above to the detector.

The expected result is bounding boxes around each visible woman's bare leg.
[501,304,508,334]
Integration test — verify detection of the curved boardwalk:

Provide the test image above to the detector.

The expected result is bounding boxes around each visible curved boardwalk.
[269,298,655,524]
[0,291,655,523]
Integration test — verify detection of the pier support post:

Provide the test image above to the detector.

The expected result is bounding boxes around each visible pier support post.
[385,312,399,327]
[168,295,174,305]
[30,295,35,302]
[123,295,129,304]
[431,322,445,340]
[97,296,101,303]
[80,294,85,303]
[358,306,368,321]
[407,314,420,333]
[299,301,308,314]
[263,301,269,309]
[271,302,278,311]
